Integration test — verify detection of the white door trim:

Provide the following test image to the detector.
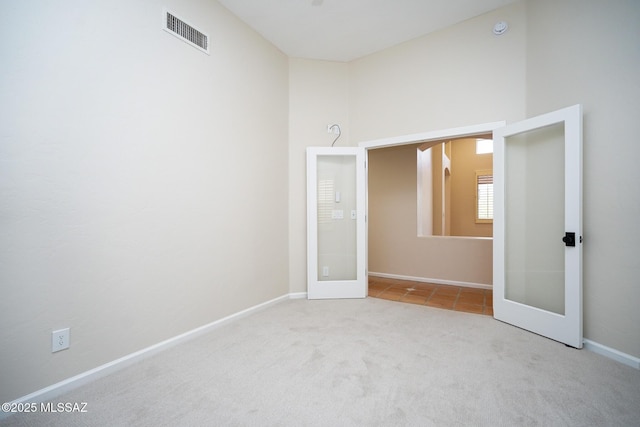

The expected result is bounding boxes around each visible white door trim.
[358,121,506,150]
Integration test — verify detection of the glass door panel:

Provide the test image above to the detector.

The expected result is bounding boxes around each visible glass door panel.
[317,155,357,281]
[307,147,366,299]
[504,123,565,315]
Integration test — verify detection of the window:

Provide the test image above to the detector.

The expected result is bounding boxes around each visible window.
[476,170,493,223]
[476,139,493,154]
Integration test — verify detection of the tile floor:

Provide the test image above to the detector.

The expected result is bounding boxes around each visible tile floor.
[368,276,493,316]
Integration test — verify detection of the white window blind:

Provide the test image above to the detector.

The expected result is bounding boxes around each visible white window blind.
[476,172,493,222]
[318,180,334,224]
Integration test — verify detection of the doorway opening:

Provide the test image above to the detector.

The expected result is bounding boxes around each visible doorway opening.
[359,122,504,294]
[368,276,494,316]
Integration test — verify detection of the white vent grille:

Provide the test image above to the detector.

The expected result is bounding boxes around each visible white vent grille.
[163,9,209,54]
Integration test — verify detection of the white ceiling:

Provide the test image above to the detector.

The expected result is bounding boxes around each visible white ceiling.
[217,0,518,62]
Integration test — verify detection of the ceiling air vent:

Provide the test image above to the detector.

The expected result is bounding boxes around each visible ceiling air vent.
[163,9,209,54]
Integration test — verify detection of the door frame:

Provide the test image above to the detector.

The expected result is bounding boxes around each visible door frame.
[358,122,506,151]
[359,120,506,273]
[360,121,506,234]
[307,122,504,300]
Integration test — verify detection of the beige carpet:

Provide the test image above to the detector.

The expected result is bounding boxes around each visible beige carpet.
[3,298,639,426]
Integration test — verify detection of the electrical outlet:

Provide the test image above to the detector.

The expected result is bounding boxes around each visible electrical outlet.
[322,266,329,277]
[52,328,70,353]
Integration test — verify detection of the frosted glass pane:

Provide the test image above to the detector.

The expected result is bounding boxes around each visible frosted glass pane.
[317,155,357,281]
[504,123,565,315]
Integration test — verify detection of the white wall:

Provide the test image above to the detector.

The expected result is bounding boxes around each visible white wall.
[525,0,640,358]
[0,0,289,402]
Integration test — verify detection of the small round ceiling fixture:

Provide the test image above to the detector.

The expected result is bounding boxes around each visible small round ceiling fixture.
[493,21,509,35]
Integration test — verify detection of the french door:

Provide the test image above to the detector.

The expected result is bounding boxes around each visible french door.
[493,105,583,348]
[306,147,367,299]
[305,106,582,348]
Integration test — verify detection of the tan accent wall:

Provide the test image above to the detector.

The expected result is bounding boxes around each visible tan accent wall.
[426,139,493,237]
[449,139,493,237]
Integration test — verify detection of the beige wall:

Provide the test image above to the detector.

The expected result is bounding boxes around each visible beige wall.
[449,139,493,237]
[0,0,289,403]
[524,0,640,357]
[348,2,527,143]
[288,59,350,293]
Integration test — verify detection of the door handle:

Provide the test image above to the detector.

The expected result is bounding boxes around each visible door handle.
[562,232,576,247]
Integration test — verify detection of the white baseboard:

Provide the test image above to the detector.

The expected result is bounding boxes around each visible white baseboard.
[583,339,640,370]
[1,292,295,420]
[369,271,492,290]
[288,292,308,299]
